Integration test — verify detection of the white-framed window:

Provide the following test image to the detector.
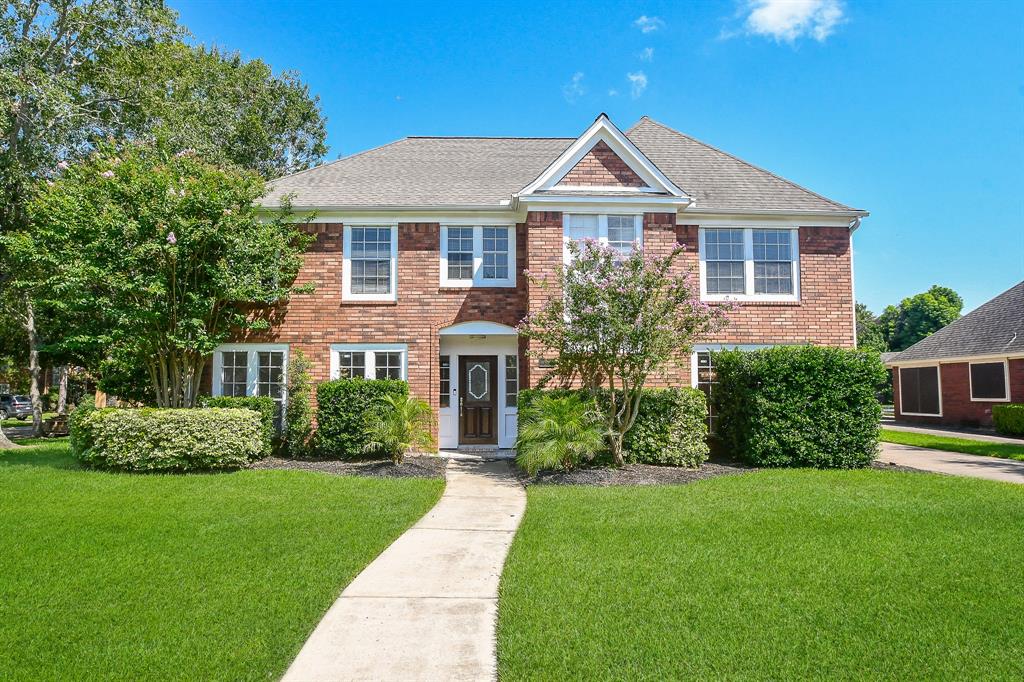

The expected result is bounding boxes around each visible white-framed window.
[440,225,515,287]
[329,343,408,380]
[698,227,800,302]
[969,360,1009,402]
[505,355,519,406]
[211,343,289,427]
[343,224,398,302]
[898,365,942,417]
[563,213,643,263]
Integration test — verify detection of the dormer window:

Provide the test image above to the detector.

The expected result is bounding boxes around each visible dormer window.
[440,225,515,288]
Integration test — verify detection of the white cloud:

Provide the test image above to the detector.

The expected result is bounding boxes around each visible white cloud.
[562,71,585,103]
[633,15,665,33]
[627,71,648,99]
[608,88,619,97]
[740,0,845,43]
[639,47,655,62]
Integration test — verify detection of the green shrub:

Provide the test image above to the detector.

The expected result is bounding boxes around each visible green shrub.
[199,395,275,457]
[363,393,434,464]
[69,397,97,457]
[284,350,314,457]
[518,387,709,468]
[516,393,605,475]
[315,378,408,459]
[993,404,1024,437]
[73,407,265,472]
[712,345,886,468]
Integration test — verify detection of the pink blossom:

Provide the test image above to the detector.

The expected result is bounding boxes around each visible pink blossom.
[100,170,114,179]
[57,160,69,170]
[167,232,177,245]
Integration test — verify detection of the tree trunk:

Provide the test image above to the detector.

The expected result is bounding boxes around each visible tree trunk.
[95,388,107,408]
[25,298,44,437]
[57,366,68,414]
[0,425,17,449]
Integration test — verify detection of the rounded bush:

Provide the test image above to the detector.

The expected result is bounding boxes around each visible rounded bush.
[314,378,408,459]
[72,407,265,472]
[993,404,1024,437]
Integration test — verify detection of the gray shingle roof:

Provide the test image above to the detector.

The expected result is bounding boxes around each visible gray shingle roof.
[261,116,861,213]
[890,281,1024,363]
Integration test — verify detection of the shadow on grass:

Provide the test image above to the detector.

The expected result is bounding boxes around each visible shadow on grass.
[0,439,81,471]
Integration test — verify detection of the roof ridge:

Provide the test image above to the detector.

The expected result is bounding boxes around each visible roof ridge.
[269,137,411,183]
[630,117,856,212]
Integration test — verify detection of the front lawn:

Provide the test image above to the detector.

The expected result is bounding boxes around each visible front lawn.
[497,470,1024,680]
[0,441,443,681]
[881,427,1024,461]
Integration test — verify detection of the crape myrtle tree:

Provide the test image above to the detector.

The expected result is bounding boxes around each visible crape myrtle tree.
[518,239,730,466]
[20,142,313,407]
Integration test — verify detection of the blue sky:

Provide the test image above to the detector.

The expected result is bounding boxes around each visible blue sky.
[172,0,1023,314]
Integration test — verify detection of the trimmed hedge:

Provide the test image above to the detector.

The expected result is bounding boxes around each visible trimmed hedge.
[69,398,97,456]
[314,378,408,459]
[518,387,709,467]
[199,395,276,456]
[993,404,1024,437]
[71,407,265,472]
[712,345,886,468]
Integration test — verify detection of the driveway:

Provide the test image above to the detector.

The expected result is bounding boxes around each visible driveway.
[878,442,1024,484]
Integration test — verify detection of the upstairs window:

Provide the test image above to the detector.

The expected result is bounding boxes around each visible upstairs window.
[330,344,408,380]
[343,225,398,301]
[699,227,799,301]
[563,214,642,262]
[440,225,515,287]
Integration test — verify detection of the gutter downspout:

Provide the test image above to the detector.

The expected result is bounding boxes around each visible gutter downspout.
[849,217,862,348]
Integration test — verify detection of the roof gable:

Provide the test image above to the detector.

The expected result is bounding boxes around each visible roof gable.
[560,140,646,188]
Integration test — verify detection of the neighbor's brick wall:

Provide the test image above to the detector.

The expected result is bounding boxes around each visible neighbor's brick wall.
[560,141,645,187]
[893,358,1024,427]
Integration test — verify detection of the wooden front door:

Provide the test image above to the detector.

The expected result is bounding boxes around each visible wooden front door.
[459,356,498,445]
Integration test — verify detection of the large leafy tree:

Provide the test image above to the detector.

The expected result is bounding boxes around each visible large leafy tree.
[855,302,888,353]
[518,240,730,466]
[881,285,963,351]
[19,143,312,407]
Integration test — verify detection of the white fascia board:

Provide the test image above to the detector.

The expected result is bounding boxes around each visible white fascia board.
[682,212,858,228]
[279,208,526,224]
[520,196,688,214]
[888,353,1024,368]
[517,115,688,199]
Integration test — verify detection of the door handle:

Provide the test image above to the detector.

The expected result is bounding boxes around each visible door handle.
[459,396,464,417]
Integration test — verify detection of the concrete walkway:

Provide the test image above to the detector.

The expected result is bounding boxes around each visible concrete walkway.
[282,458,526,682]
[878,442,1024,484]
[882,421,1024,445]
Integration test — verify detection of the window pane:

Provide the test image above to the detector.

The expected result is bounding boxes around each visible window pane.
[607,215,637,255]
[754,261,793,294]
[753,230,794,294]
[505,355,518,406]
[337,351,366,379]
[375,352,402,380]
[221,351,248,397]
[970,362,1007,400]
[704,229,744,261]
[900,366,940,415]
[753,230,792,262]
[566,214,599,244]
[695,351,717,431]
[256,351,286,430]
[439,356,450,407]
[350,227,392,294]
[447,227,474,280]
[482,227,509,280]
[706,261,745,294]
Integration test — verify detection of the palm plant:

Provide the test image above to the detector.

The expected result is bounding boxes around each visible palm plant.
[516,393,606,475]
[363,394,434,464]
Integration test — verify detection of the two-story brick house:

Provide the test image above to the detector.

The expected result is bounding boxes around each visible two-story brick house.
[212,114,867,450]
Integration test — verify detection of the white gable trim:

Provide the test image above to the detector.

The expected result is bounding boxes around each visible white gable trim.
[517,114,689,200]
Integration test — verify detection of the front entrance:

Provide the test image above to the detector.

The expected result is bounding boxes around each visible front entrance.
[459,356,498,444]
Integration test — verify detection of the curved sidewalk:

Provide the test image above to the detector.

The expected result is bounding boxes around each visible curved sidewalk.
[283,458,526,681]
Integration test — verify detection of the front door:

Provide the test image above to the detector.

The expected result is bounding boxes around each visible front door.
[459,356,498,445]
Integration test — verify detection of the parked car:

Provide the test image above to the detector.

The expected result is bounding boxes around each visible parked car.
[0,394,32,420]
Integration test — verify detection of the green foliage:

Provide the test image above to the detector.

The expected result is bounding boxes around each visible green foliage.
[315,379,408,459]
[199,395,276,457]
[284,350,314,457]
[518,240,729,465]
[712,346,887,468]
[855,302,888,352]
[880,285,963,351]
[18,142,313,407]
[68,397,97,457]
[73,407,264,472]
[363,394,435,464]
[519,387,709,468]
[516,393,605,475]
[993,404,1024,437]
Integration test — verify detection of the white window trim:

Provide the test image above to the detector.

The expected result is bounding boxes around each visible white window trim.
[689,344,774,387]
[562,213,643,263]
[342,223,398,302]
[211,343,289,406]
[968,359,1010,402]
[439,225,516,288]
[898,365,943,417]
[698,227,800,303]
[329,343,408,380]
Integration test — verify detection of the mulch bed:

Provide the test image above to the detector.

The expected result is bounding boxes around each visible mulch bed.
[518,459,755,487]
[870,460,930,474]
[252,455,448,480]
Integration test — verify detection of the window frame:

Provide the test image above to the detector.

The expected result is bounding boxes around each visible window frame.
[439,224,516,288]
[329,343,408,380]
[211,343,290,410]
[562,213,643,263]
[342,224,399,302]
[698,226,800,302]
[898,365,943,417]
[968,360,1010,402]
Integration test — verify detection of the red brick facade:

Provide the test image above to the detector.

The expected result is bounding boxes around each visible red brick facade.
[560,141,646,187]
[893,358,1024,427]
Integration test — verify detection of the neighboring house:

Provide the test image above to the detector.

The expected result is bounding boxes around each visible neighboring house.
[886,281,1024,427]
[212,114,867,449]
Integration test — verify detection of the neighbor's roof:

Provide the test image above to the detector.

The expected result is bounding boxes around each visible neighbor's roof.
[889,281,1024,363]
[261,116,859,213]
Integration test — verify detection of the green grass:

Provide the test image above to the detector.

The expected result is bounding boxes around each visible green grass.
[0,441,443,681]
[498,470,1024,680]
[881,427,1024,461]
